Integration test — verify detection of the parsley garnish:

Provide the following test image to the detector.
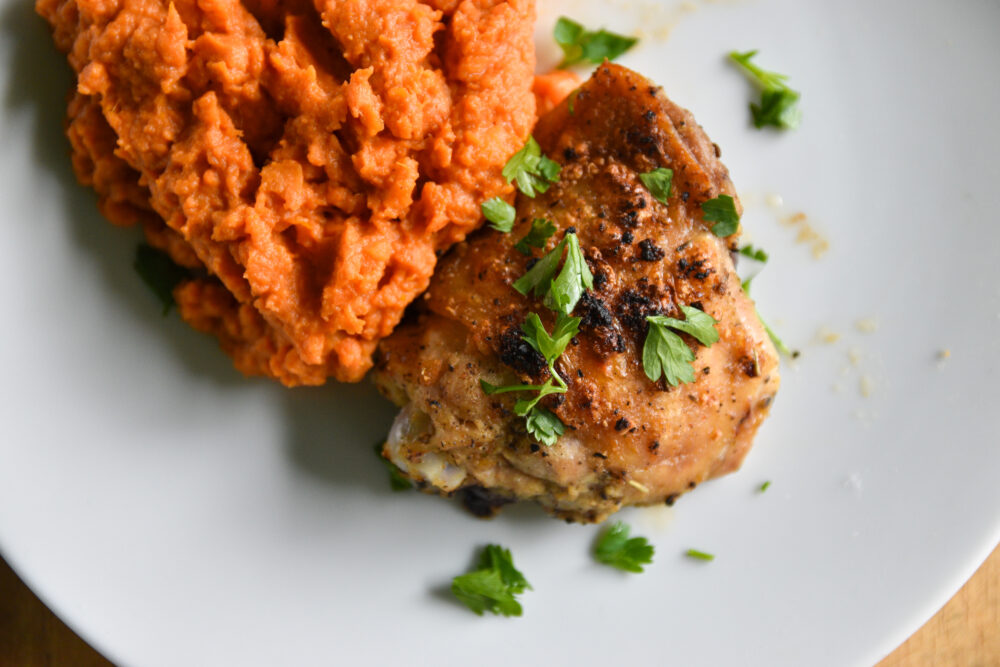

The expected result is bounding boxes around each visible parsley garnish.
[738,244,768,291]
[522,310,580,362]
[451,544,531,617]
[594,521,655,573]
[482,197,516,233]
[524,406,565,446]
[133,244,191,315]
[513,237,563,299]
[742,276,792,357]
[761,313,792,357]
[547,234,593,314]
[515,218,557,255]
[729,50,801,130]
[502,136,561,198]
[738,244,769,263]
[759,480,771,493]
[480,378,552,396]
[702,194,740,237]
[480,365,567,445]
[554,17,638,69]
[373,442,412,492]
[685,548,715,561]
[644,322,697,386]
[643,305,719,386]
[481,312,579,446]
[639,167,673,205]
[513,232,593,315]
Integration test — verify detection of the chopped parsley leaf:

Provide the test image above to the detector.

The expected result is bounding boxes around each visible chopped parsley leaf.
[759,480,771,493]
[489,227,594,445]
[643,306,719,386]
[594,521,655,573]
[639,167,673,205]
[738,244,769,263]
[515,218,557,255]
[482,197,516,233]
[512,237,562,299]
[729,50,801,130]
[133,243,191,315]
[477,544,531,594]
[737,245,768,291]
[481,313,579,446]
[513,232,593,315]
[685,548,715,562]
[521,311,579,365]
[511,379,566,416]
[523,406,565,447]
[554,17,638,69]
[652,305,720,346]
[481,377,567,444]
[502,136,561,198]
[546,233,593,314]
[480,378,550,396]
[373,442,411,492]
[702,194,740,237]
[761,312,792,357]
[451,544,531,617]
[643,322,696,386]
[507,381,568,447]
[742,282,792,358]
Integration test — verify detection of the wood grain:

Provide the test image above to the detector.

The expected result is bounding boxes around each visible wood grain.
[877,545,1000,666]
[0,560,111,666]
[2,546,997,666]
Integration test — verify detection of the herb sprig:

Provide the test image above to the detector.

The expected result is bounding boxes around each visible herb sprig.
[481,312,580,446]
[451,544,532,617]
[639,167,673,205]
[373,442,412,492]
[741,266,792,357]
[729,50,801,130]
[594,522,655,573]
[761,314,792,357]
[738,244,769,263]
[513,231,593,315]
[515,218,557,255]
[503,136,561,198]
[487,229,593,445]
[738,244,769,292]
[642,305,719,386]
[702,194,740,238]
[554,17,637,69]
[481,197,516,233]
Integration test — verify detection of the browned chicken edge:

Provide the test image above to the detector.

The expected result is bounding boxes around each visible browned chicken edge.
[373,63,779,523]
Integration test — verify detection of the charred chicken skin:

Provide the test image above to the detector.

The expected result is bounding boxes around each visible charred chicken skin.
[373,63,779,523]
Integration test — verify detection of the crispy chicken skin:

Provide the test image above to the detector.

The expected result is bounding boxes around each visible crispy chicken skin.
[373,64,780,523]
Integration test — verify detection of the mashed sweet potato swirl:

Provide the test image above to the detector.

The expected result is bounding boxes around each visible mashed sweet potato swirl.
[38,0,537,384]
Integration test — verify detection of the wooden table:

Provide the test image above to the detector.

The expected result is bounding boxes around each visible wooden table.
[2,546,997,665]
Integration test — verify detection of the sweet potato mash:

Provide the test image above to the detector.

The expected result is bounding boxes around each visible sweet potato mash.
[38,0,537,385]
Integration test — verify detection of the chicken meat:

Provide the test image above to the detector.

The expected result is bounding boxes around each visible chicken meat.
[373,63,780,523]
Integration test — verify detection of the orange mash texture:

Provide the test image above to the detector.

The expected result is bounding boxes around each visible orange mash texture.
[38,0,537,385]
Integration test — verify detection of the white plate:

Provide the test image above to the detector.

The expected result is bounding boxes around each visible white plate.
[2,0,998,665]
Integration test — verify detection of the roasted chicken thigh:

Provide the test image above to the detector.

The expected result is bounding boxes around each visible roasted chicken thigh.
[374,63,779,523]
